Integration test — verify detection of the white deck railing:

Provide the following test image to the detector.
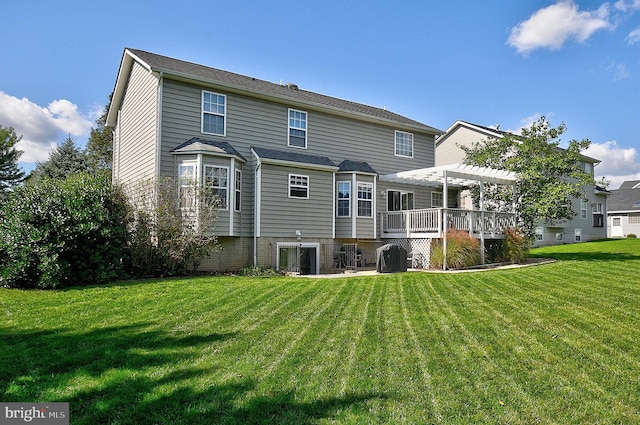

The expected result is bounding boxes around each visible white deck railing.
[380,208,516,238]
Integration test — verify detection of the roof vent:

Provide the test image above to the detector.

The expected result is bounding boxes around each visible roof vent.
[285,82,299,90]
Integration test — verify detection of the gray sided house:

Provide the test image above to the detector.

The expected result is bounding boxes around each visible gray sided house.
[608,180,640,238]
[435,120,609,247]
[107,49,516,274]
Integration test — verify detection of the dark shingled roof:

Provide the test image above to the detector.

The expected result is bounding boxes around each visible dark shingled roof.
[338,160,378,174]
[126,49,441,133]
[251,147,336,168]
[170,137,247,161]
[609,180,640,212]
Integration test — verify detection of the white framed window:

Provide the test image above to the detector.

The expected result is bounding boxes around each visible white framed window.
[535,227,544,242]
[592,202,603,214]
[580,200,588,219]
[574,228,582,242]
[431,192,443,208]
[556,233,564,242]
[289,174,309,198]
[234,169,242,212]
[202,91,226,136]
[395,130,413,158]
[288,109,307,148]
[357,182,373,217]
[337,181,351,217]
[629,214,640,224]
[178,162,196,209]
[203,165,229,209]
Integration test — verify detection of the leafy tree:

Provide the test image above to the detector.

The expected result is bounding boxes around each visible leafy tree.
[461,116,595,239]
[0,125,25,194]
[87,94,113,170]
[30,136,90,181]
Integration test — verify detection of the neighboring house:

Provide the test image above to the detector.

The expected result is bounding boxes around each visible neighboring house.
[607,180,640,238]
[107,49,516,274]
[435,120,609,246]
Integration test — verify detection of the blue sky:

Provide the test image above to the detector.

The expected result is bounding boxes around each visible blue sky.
[1,0,639,188]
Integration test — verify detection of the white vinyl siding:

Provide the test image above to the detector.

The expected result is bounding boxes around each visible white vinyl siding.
[116,61,158,183]
[202,91,226,136]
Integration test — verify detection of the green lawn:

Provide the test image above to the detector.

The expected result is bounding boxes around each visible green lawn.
[1,239,639,424]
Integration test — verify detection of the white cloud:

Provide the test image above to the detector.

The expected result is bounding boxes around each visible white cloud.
[0,91,93,163]
[608,61,631,80]
[614,0,640,12]
[508,1,612,54]
[583,140,640,189]
[627,27,640,43]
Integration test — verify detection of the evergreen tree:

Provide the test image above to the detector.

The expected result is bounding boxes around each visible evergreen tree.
[31,136,90,181]
[87,94,113,170]
[0,125,25,194]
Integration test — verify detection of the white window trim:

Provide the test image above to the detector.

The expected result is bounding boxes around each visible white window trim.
[574,228,582,242]
[203,164,229,210]
[388,190,415,211]
[289,173,309,199]
[201,90,227,136]
[592,202,603,214]
[431,191,443,208]
[288,108,308,149]
[178,161,197,210]
[337,181,351,217]
[357,181,373,218]
[394,130,414,158]
[535,227,544,242]
[580,200,588,219]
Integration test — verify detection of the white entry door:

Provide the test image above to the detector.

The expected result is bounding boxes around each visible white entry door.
[611,216,624,237]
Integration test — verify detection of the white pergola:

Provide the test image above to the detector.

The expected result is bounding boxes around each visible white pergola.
[380,163,518,268]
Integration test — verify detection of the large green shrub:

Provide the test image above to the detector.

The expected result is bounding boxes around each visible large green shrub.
[0,173,130,288]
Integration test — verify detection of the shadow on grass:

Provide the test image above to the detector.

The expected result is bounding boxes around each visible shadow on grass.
[0,324,386,424]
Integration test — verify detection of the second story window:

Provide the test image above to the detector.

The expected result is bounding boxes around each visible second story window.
[288,109,307,148]
[581,200,588,219]
[202,91,226,136]
[395,130,413,158]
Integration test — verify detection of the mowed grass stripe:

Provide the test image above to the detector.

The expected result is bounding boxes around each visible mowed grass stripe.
[405,275,544,424]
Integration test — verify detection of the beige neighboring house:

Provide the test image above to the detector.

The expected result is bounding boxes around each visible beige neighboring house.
[435,120,609,246]
[607,180,640,238]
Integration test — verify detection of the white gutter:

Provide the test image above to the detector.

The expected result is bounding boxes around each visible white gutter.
[252,149,262,267]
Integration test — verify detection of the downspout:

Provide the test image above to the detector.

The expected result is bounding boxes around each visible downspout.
[156,72,164,182]
[253,150,262,267]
